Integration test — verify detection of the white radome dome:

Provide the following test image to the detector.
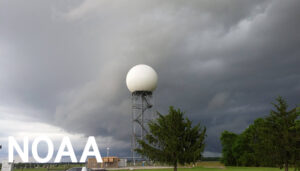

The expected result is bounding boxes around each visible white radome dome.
[126,64,158,93]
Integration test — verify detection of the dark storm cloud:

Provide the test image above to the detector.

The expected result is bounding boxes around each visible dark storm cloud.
[0,0,300,156]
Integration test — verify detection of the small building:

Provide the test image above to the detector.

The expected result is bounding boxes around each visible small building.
[102,157,119,168]
[87,157,120,169]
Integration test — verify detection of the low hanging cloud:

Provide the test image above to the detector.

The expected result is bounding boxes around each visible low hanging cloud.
[208,92,230,109]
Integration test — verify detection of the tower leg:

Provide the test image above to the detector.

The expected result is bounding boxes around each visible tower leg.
[131,91,153,166]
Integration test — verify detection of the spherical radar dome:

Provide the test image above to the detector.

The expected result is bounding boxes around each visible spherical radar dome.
[126,64,158,93]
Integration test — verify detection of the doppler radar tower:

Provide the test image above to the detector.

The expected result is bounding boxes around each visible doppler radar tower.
[126,64,158,165]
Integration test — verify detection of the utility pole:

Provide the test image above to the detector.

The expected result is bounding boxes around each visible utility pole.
[106,147,110,157]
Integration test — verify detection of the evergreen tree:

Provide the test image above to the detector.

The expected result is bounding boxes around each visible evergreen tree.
[291,120,300,170]
[265,96,299,171]
[136,106,206,171]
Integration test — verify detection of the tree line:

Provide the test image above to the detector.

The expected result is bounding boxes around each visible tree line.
[133,97,299,171]
[220,97,300,171]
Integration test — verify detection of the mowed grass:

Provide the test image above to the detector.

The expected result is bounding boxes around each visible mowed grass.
[5,168,287,171]
[0,167,287,171]
[124,167,285,171]
[1,162,291,171]
[119,162,287,171]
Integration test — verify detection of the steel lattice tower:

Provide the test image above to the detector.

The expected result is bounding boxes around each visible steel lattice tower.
[131,91,154,165]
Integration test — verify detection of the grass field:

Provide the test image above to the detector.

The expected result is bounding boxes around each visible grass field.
[120,166,289,171]
[118,161,293,171]
[1,162,293,171]
[2,167,289,171]
[134,167,285,171]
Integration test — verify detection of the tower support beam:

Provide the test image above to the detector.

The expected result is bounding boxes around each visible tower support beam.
[131,91,153,166]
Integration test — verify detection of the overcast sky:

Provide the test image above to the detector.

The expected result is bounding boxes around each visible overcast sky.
[0,0,300,161]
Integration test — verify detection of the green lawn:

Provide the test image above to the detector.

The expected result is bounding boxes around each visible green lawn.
[0,167,291,171]
[1,163,293,171]
[121,167,287,171]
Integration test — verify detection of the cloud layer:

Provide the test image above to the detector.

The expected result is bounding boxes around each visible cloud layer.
[0,0,300,158]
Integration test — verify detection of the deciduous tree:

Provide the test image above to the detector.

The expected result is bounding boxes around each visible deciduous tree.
[220,131,238,166]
